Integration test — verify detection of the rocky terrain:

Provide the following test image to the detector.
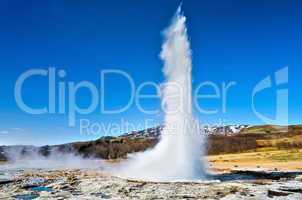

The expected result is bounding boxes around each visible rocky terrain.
[1,168,302,200]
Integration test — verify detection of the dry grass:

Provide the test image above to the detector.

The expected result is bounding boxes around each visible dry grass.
[256,136,302,148]
[240,125,287,134]
[207,148,302,172]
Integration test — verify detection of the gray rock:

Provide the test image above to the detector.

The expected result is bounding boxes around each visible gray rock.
[267,189,291,197]
[295,175,302,182]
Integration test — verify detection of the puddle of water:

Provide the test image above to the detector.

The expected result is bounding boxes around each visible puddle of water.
[13,194,39,200]
[27,177,45,184]
[0,171,12,179]
[91,192,111,199]
[30,186,52,192]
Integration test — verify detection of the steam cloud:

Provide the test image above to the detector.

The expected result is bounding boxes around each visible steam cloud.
[116,6,207,181]
[0,146,100,170]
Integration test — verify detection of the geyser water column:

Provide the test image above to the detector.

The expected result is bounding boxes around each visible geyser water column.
[119,6,206,181]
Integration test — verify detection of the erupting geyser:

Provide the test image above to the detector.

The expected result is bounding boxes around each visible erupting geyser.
[119,6,206,181]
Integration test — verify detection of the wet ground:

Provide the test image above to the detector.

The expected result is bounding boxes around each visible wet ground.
[0,168,302,199]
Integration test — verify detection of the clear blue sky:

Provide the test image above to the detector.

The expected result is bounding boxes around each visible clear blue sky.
[0,0,301,145]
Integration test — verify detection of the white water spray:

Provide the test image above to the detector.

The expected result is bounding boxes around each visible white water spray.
[118,6,206,181]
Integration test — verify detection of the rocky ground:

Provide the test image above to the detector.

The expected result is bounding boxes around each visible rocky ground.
[1,168,302,200]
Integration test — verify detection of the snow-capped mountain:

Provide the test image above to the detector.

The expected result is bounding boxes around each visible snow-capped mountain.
[122,125,249,138]
[203,125,249,135]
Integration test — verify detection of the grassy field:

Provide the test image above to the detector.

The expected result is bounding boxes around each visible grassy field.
[207,148,302,172]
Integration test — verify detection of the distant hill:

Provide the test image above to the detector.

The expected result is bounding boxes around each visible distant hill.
[1,125,302,161]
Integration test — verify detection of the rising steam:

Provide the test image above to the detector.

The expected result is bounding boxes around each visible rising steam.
[117,6,206,181]
[0,146,100,170]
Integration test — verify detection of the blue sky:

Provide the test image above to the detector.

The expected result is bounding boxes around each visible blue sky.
[0,0,301,145]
